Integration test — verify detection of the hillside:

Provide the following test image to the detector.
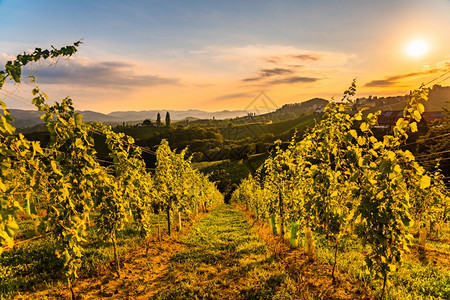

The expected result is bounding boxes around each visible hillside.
[210,98,328,127]
[6,85,449,130]
[108,109,254,122]
[5,108,257,129]
[356,85,450,111]
[219,113,320,140]
[7,109,123,129]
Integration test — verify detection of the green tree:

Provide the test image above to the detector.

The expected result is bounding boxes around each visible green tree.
[165,111,171,127]
[156,113,162,127]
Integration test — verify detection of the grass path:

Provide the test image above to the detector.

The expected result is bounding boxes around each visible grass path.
[13,204,371,299]
[152,203,296,299]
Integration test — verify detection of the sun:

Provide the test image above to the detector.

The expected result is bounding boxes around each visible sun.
[405,39,429,58]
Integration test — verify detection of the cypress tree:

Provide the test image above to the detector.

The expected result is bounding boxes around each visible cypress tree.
[156,113,161,127]
[165,111,171,127]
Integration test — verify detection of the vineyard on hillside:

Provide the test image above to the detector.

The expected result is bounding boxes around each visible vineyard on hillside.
[0,44,222,299]
[0,44,449,299]
[233,81,450,298]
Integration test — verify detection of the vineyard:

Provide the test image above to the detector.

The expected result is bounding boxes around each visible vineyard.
[0,44,449,299]
[232,81,450,298]
[0,44,222,299]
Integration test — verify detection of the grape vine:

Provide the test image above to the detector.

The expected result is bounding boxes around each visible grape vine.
[0,43,223,299]
[233,81,449,298]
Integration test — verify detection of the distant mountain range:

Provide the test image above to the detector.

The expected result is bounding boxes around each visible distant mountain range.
[5,85,449,130]
[108,109,254,122]
[7,108,258,129]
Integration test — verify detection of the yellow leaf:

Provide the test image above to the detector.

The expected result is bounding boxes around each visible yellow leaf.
[417,103,425,114]
[396,118,405,128]
[357,136,366,146]
[387,151,396,161]
[373,141,383,150]
[412,110,422,122]
[404,150,415,161]
[360,122,369,132]
[6,219,19,231]
[420,175,431,189]
[0,179,6,192]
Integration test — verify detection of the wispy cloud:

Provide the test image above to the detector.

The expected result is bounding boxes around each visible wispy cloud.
[30,59,180,89]
[191,44,349,66]
[206,45,349,87]
[269,76,319,85]
[215,92,254,100]
[365,68,444,87]
[290,54,321,61]
[0,53,15,65]
[266,54,321,64]
[243,67,295,82]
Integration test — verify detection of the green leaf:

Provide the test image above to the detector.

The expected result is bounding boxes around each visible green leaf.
[75,113,83,126]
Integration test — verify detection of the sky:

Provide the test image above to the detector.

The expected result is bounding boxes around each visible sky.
[1,0,449,114]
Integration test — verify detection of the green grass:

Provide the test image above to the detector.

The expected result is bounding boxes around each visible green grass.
[299,230,450,299]
[193,153,269,191]
[115,126,171,141]
[193,153,268,176]
[153,204,297,299]
[219,114,319,141]
[192,159,229,171]
[0,213,167,299]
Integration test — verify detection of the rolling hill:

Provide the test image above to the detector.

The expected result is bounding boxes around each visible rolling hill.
[5,108,257,129]
[6,85,449,131]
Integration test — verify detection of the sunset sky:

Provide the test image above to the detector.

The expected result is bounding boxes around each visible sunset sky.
[1,0,449,113]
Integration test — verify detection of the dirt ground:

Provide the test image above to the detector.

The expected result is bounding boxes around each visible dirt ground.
[12,205,376,299]
[238,205,373,300]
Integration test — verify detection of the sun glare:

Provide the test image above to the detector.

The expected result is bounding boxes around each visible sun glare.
[405,39,429,58]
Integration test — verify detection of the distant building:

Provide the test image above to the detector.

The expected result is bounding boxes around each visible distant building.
[374,110,446,132]
[422,111,447,123]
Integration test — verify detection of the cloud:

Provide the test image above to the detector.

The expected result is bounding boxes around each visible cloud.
[200,44,349,86]
[365,69,443,87]
[191,44,349,66]
[265,54,320,64]
[264,54,321,64]
[30,59,180,89]
[243,67,295,82]
[269,76,320,85]
[215,92,254,100]
[0,53,16,65]
[290,54,321,61]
